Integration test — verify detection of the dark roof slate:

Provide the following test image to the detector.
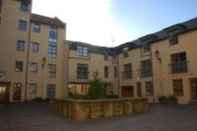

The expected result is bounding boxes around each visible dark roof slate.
[31,14,66,28]
[117,17,197,54]
[66,40,114,56]
[66,17,197,55]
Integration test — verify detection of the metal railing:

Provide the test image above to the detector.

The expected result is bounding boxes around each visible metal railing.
[140,69,152,78]
[170,61,188,74]
[122,71,132,80]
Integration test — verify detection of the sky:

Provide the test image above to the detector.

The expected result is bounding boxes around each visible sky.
[32,0,197,47]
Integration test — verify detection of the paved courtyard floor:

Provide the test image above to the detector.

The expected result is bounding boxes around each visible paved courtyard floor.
[0,102,197,131]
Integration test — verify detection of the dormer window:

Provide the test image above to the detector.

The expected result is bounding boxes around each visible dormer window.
[143,44,150,53]
[123,47,128,58]
[165,24,186,35]
[104,54,108,61]
[169,35,178,45]
[165,24,186,46]
[77,46,88,57]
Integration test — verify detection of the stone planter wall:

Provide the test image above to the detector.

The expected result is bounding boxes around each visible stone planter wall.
[50,98,149,121]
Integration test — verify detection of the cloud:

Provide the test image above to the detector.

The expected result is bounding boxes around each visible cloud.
[32,0,130,47]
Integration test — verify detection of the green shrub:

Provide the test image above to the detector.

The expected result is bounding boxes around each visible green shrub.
[158,96,177,104]
[168,96,177,104]
[68,92,74,97]
[158,96,168,104]
[88,78,106,99]
[68,72,117,100]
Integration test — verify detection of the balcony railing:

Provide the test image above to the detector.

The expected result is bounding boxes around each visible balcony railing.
[140,69,152,78]
[122,71,132,80]
[77,71,89,80]
[170,61,188,74]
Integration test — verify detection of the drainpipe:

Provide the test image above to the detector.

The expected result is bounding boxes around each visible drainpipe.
[65,42,69,98]
[150,45,156,103]
[117,55,120,97]
[24,2,32,102]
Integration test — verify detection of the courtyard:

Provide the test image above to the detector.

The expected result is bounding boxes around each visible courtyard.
[0,102,197,131]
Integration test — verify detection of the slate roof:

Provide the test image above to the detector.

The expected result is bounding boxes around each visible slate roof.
[67,40,114,56]
[67,17,197,55]
[31,14,66,28]
[116,17,197,54]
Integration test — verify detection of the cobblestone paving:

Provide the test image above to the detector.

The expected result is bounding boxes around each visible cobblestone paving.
[0,102,197,131]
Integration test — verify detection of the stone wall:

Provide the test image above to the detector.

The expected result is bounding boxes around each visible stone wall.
[50,98,149,121]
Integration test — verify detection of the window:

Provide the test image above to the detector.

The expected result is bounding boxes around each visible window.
[123,47,129,58]
[173,79,184,96]
[18,20,27,31]
[48,64,56,78]
[104,66,109,78]
[114,66,117,78]
[16,40,25,52]
[140,60,152,78]
[32,23,40,33]
[80,85,88,94]
[49,26,57,41]
[20,0,29,12]
[123,51,128,58]
[49,30,57,40]
[15,61,23,72]
[145,81,153,96]
[121,86,134,97]
[29,83,37,98]
[169,35,178,45]
[171,52,187,73]
[104,54,108,61]
[48,42,57,58]
[77,64,88,80]
[142,44,151,53]
[13,82,22,101]
[123,63,132,79]
[29,62,38,72]
[77,46,88,57]
[137,82,142,97]
[48,26,57,58]
[47,84,56,98]
[31,42,39,53]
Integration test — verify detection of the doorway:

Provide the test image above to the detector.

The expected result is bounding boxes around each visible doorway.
[121,86,134,97]
[0,83,10,103]
[137,82,142,97]
[13,83,22,101]
[191,78,197,101]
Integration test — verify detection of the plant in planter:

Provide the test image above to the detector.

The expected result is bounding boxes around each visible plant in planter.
[87,71,107,99]
[88,78,106,99]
